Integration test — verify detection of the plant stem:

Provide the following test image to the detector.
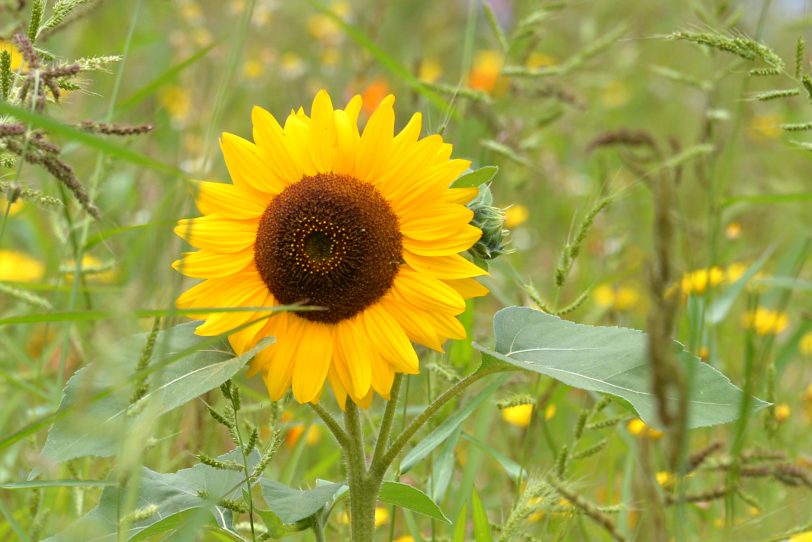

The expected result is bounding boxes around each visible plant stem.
[371,365,505,478]
[309,402,351,449]
[344,400,378,542]
[371,374,402,468]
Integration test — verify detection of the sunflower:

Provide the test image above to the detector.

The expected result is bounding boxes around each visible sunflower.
[174,90,487,407]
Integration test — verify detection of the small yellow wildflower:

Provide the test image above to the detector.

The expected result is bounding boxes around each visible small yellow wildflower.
[747,505,760,516]
[285,423,321,447]
[1,195,25,217]
[279,52,305,79]
[525,52,555,69]
[339,506,389,528]
[627,418,663,440]
[0,250,44,282]
[242,58,264,80]
[600,80,631,108]
[62,255,116,284]
[593,283,641,311]
[680,267,725,296]
[725,262,747,284]
[159,86,191,124]
[774,403,791,423]
[468,50,506,95]
[501,403,533,428]
[504,204,529,228]
[394,536,414,542]
[799,331,812,357]
[698,346,710,361]
[749,113,782,140]
[742,307,789,336]
[418,57,443,83]
[321,47,341,68]
[725,222,742,240]
[0,40,24,71]
[656,471,675,487]
[544,403,556,421]
[789,531,812,542]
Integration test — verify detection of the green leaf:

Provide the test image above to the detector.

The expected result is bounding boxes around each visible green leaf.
[470,489,493,542]
[461,432,526,482]
[400,374,507,473]
[379,481,450,524]
[474,307,768,429]
[259,479,343,524]
[38,323,270,467]
[42,449,258,542]
[0,480,114,489]
[451,502,468,542]
[452,166,499,188]
[430,427,461,502]
[706,249,772,324]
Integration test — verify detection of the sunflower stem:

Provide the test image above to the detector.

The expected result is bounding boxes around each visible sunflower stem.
[370,365,505,479]
[309,402,351,449]
[344,400,379,542]
[371,374,403,469]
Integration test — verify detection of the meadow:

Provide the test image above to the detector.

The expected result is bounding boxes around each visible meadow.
[0,0,811,541]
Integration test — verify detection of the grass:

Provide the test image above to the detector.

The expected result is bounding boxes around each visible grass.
[1,0,811,541]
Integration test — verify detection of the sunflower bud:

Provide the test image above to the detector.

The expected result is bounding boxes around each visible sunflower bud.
[467,183,510,261]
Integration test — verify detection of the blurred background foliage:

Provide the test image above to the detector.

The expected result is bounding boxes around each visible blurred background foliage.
[1,0,811,540]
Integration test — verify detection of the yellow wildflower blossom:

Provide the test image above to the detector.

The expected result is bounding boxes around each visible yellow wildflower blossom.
[525,52,555,69]
[656,471,675,487]
[159,86,192,124]
[627,418,663,440]
[725,222,742,240]
[749,113,782,140]
[0,40,24,71]
[504,204,529,228]
[774,403,790,423]
[418,57,443,83]
[799,331,812,357]
[1,195,25,217]
[468,50,507,95]
[742,307,789,336]
[0,250,44,282]
[501,403,533,428]
[593,283,641,311]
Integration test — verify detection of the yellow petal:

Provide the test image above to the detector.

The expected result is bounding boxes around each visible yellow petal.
[245,311,288,376]
[195,288,272,336]
[362,303,419,374]
[263,312,300,400]
[220,133,287,196]
[394,268,467,314]
[172,249,254,278]
[380,295,443,351]
[283,112,318,177]
[251,106,302,184]
[394,158,471,212]
[445,277,489,299]
[333,316,373,399]
[402,224,482,257]
[291,319,333,403]
[356,95,395,181]
[422,311,467,341]
[444,187,479,205]
[195,181,268,218]
[399,205,474,241]
[174,215,256,253]
[308,90,338,172]
[402,252,487,279]
[370,355,395,399]
[332,109,359,175]
[327,365,348,410]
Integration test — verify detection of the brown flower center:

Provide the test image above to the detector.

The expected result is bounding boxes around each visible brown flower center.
[254,173,402,323]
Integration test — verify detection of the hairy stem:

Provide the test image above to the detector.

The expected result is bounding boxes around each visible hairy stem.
[344,401,378,542]
[309,402,351,449]
[371,374,403,468]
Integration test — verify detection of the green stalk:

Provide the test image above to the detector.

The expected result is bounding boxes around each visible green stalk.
[344,401,378,542]
[371,374,402,468]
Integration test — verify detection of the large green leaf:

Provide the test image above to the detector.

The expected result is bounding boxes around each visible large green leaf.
[42,449,259,542]
[258,479,343,524]
[470,489,493,542]
[474,307,767,429]
[38,323,270,467]
[379,481,450,523]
